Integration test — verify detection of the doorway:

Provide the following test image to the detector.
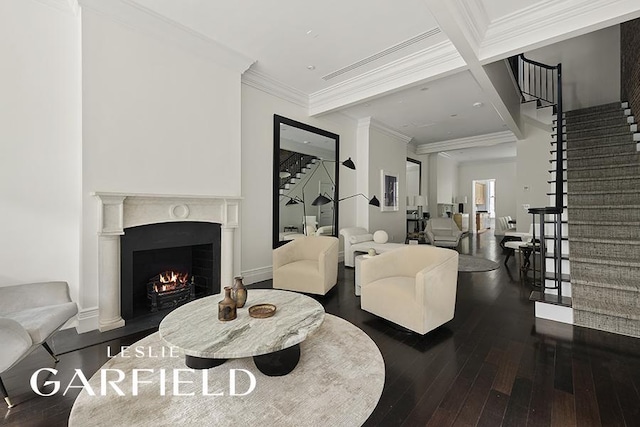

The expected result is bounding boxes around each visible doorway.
[471,179,496,232]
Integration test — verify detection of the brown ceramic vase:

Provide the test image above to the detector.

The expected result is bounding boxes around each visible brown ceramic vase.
[218,286,237,321]
[231,276,247,308]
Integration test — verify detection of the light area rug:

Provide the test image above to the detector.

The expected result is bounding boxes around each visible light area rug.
[69,314,384,427]
[458,254,500,272]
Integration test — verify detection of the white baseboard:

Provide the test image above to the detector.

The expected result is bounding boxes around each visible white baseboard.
[242,266,272,285]
[76,307,100,333]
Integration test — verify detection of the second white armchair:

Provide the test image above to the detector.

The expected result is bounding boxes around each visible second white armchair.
[360,245,459,335]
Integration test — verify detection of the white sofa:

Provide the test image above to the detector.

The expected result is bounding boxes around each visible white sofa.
[360,245,459,335]
[339,227,406,267]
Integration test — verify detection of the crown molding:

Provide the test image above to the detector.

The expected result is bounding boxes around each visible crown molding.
[241,68,308,108]
[369,119,413,144]
[78,0,254,73]
[458,155,516,166]
[479,0,640,62]
[415,130,515,154]
[357,117,372,130]
[449,0,489,54]
[33,0,79,15]
[437,152,457,163]
[308,40,466,116]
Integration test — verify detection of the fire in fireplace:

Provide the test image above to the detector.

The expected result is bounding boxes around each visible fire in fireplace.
[147,270,195,312]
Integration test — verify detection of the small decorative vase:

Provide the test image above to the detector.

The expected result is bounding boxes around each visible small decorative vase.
[231,276,247,308]
[218,287,237,321]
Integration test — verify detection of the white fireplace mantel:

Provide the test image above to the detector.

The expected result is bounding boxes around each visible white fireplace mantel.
[93,192,241,332]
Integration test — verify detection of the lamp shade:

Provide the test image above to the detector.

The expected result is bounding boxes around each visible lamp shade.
[341,157,356,170]
[414,195,426,207]
[369,195,380,207]
[312,194,333,206]
[285,198,299,206]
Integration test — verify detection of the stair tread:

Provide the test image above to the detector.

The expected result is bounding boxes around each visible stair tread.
[572,277,640,292]
[570,220,640,226]
[572,255,640,267]
[553,122,632,133]
[568,175,640,182]
[551,130,633,141]
[530,291,572,307]
[560,115,629,126]
[570,236,640,245]
[565,102,626,116]
[566,141,635,151]
[568,189,640,195]
[572,302,640,321]
[563,152,640,161]
[568,204,640,209]
[568,163,640,172]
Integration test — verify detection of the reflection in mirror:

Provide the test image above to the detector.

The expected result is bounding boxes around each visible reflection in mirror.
[273,115,339,248]
[406,158,425,217]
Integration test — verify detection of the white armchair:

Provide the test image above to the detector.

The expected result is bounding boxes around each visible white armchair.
[273,236,339,295]
[425,218,462,248]
[360,245,458,335]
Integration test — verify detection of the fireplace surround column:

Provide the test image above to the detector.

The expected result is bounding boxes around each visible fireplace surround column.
[98,234,126,331]
[221,227,234,289]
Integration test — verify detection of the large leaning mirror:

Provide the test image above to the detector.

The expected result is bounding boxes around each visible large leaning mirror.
[273,115,339,248]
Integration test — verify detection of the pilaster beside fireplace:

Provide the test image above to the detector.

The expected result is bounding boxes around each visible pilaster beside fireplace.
[94,192,240,332]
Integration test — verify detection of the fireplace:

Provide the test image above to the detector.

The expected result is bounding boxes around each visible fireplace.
[120,221,221,320]
[94,193,239,332]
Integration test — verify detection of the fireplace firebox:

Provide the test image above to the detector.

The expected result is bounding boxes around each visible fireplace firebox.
[120,222,221,321]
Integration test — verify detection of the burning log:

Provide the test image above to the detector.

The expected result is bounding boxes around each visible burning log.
[147,271,194,312]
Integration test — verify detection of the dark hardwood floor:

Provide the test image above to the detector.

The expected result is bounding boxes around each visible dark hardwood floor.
[3,231,640,426]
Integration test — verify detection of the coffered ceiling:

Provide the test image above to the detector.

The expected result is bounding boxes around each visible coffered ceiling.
[119,0,640,154]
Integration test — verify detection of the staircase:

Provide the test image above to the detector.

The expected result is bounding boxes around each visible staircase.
[562,101,640,338]
[279,152,318,194]
[511,54,572,320]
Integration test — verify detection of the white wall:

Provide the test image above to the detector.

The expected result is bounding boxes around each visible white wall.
[80,9,243,327]
[458,158,517,229]
[527,25,621,111]
[437,154,458,204]
[367,127,407,243]
[0,1,81,306]
[241,84,358,284]
[516,122,553,232]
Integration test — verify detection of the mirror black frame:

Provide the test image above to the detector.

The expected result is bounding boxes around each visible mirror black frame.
[273,115,339,249]
[407,157,422,195]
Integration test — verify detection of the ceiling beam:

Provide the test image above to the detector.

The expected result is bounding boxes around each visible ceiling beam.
[424,0,524,139]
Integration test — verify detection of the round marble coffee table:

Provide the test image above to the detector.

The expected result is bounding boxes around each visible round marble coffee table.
[159,289,324,376]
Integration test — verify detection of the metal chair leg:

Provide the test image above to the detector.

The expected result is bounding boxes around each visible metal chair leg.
[0,376,14,408]
[42,342,59,363]
[504,249,514,265]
